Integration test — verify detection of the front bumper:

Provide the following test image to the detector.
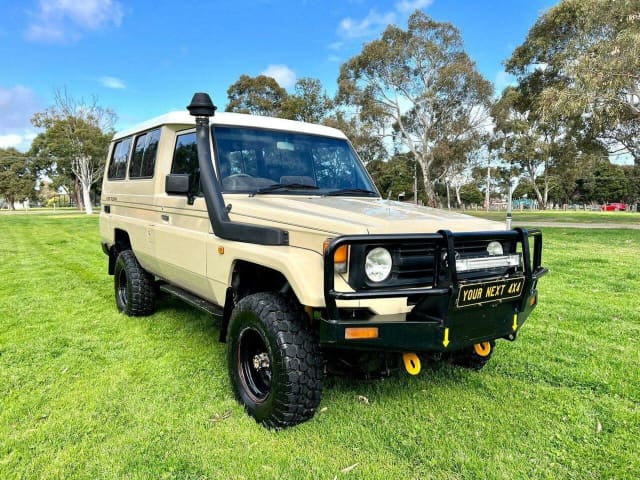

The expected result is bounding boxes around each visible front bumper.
[320,228,548,353]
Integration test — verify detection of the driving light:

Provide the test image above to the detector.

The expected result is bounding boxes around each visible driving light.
[487,241,503,256]
[456,254,521,272]
[365,247,392,282]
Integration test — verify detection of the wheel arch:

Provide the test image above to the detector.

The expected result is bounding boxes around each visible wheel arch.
[107,229,133,275]
[220,260,298,343]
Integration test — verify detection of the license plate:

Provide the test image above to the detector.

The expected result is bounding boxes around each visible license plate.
[457,277,525,308]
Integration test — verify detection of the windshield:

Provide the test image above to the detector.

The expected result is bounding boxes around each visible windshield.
[212,126,379,196]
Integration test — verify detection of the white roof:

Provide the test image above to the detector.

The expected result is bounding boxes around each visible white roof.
[113,111,348,141]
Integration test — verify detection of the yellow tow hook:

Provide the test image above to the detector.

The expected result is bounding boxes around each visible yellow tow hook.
[402,353,421,375]
[473,342,492,357]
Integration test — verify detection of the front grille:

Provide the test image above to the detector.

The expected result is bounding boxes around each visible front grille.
[395,244,438,284]
[348,237,519,290]
[454,240,491,257]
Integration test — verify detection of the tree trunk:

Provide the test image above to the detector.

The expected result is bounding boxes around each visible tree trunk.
[74,176,84,211]
[532,184,545,210]
[485,164,491,211]
[446,183,451,209]
[417,157,437,207]
[424,178,437,207]
[80,179,93,215]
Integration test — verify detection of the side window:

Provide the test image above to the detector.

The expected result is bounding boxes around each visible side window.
[171,132,201,196]
[107,137,132,180]
[129,128,160,179]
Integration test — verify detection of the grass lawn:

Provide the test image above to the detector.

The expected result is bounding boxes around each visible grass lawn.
[1,214,639,479]
[463,209,640,225]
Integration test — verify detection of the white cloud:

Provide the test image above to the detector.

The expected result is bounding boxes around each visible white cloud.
[0,134,24,149]
[0,132,38,151]
[338,9,396,38]
[261,64,297,89]
[395,0,433,14]
[328,55,341,63]
[336,0,433,41]
[328,41,343,51]
[99,76,126,89]
[26,0,124,43]
[0,85,41,152]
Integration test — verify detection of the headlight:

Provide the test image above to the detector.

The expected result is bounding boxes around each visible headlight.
[365,247,392,282]
[487,241,503,256]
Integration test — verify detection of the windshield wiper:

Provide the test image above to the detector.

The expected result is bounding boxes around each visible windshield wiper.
[324,188,379,197]
[251,183,319,196]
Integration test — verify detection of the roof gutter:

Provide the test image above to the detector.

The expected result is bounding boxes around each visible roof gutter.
[187,92,289,245]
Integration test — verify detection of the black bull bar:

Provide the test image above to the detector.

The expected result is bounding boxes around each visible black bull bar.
[321,228,548,352]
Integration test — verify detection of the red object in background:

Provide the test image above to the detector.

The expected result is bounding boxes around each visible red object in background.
[601,202,627,211]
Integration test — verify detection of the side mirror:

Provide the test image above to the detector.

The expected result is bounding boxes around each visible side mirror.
[165,173,191,195]
[165,173,197,205]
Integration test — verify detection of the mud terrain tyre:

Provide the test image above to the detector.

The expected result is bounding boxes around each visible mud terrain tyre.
[227,292,322,429]
[114,249,156,316]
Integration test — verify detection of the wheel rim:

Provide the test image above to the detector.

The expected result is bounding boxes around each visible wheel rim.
[237,327,272,403]
[116,268,128,308]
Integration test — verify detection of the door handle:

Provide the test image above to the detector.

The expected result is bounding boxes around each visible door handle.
[161,214,170,222]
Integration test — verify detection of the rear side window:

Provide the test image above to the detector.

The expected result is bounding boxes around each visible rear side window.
[129,128,160,179]
[171,132,201,196]
[107,137,132,180]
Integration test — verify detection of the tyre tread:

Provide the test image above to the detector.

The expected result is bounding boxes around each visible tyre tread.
[228,292,323,429]
[115,249,156,316]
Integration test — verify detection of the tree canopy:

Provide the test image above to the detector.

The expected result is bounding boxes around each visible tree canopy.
[225,75,287,117]
[506,0,640,164]
[31,89,114,214]
[0,148,35,209]
[226,75,333,124]
[338,10,492,205]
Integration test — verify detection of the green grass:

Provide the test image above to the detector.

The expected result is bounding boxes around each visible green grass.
[464,209,640,224]
[1,214,639,479]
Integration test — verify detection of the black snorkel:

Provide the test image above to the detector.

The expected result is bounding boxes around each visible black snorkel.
[187,92,289,245]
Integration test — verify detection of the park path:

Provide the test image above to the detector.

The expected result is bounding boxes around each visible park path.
[512,221,640,230]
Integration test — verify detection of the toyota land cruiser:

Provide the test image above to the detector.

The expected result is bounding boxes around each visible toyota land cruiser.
[99,93,547,428]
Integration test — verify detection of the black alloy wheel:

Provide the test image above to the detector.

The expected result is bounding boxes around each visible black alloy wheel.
[227,292,322,429]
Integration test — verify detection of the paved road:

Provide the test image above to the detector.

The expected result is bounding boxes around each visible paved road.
[512,221,640,230]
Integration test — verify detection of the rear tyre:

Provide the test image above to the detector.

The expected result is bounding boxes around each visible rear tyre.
[448,341,495,370]
[227,292,322,429]
[114,249,156,316]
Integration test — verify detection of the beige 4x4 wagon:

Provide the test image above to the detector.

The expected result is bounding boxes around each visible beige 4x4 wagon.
[100,93,547,428]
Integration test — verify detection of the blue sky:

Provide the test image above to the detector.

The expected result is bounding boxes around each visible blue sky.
[1,0,553,151]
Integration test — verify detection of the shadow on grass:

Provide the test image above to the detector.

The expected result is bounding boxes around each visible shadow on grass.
[147,293,477,404]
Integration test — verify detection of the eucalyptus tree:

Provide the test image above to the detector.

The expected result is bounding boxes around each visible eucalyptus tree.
[322,112,387,166]
[31,89,114,214]
[226,75,288,117]
[280,78,333,123]
[0,148,34,209]
[506,0,640,164]
[338,10,492,206]
[490,86,576,210]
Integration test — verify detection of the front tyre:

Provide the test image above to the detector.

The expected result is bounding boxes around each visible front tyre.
[227,292,322,429]
[113,249,156,316]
